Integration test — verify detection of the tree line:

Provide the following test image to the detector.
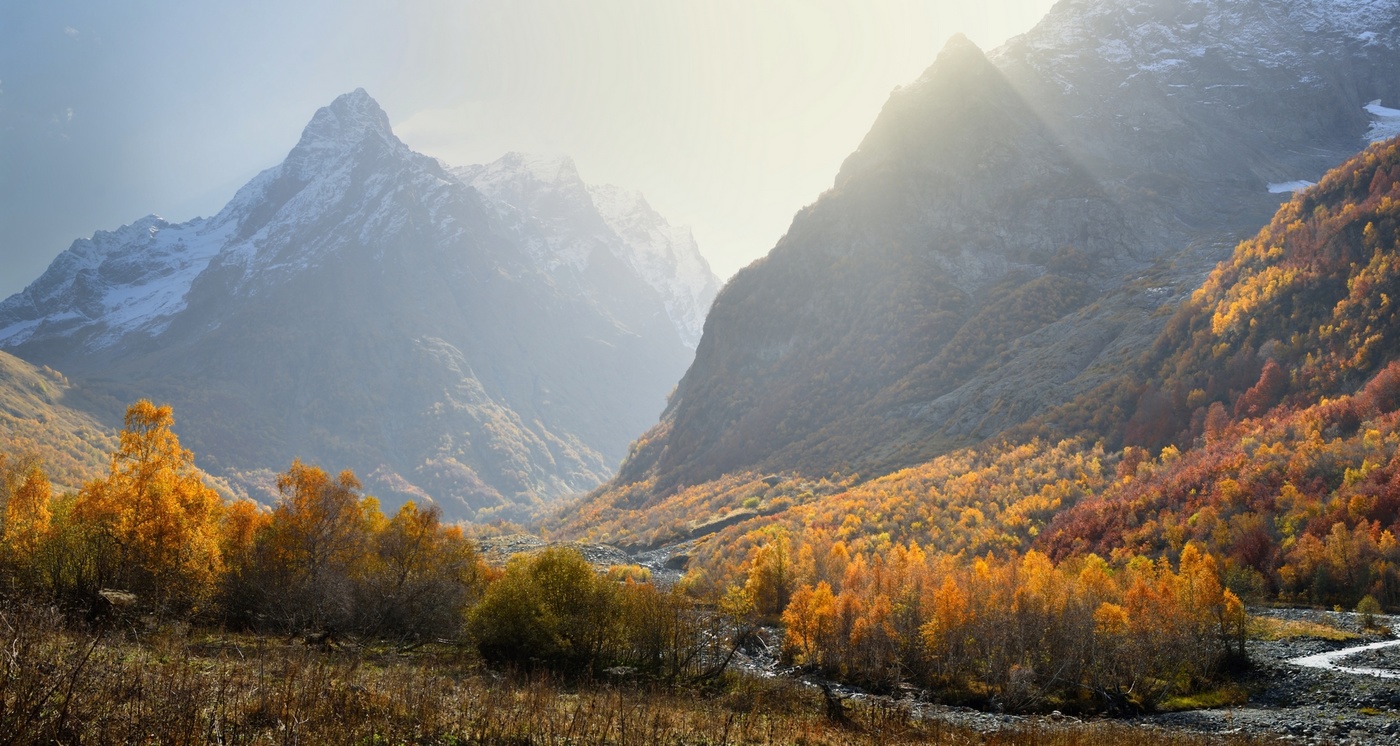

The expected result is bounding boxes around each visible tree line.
[0,400,724,680]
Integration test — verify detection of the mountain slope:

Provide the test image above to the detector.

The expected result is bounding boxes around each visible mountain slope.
[553,137,1400,612]
[1026,136,1400,453]
[455,153,718,349]
[577,0,1400,523]
[0,90,716,521]
[0,350,115,492]
[1027,139,1400,605]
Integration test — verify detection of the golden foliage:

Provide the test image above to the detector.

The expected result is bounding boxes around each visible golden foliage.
[72,400,224,610]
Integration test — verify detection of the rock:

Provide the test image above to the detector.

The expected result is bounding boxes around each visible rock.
[98,588,138,608]
[663,553,690,570]
[475,534,630,570]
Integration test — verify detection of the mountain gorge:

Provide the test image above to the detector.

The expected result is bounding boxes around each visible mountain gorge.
[0,90,718,521]
[9,2,1400,737]
[576,0,1400,528]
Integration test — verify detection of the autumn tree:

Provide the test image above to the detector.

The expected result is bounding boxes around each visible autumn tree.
[469,547,623,672]
[215,499,271,626]
[0,454,52,577]
[253,460,376,631]
[743,527,795,621]
[362,500,486,638]
[782,581,838,667]
[71,401,223,611]
[1235,359,1287,418]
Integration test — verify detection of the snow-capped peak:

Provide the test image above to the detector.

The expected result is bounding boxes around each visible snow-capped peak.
[588,183,719,348]
[274,88,410,186]
[297,88,395,150]
[0,89,717,364]
[459,152,587,201]
[997,0,1400,76]
[0,88,438,354]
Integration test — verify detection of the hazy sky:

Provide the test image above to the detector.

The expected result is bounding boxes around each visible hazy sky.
[0,0,1057,297]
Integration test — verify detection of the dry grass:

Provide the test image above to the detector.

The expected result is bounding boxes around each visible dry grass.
[1248,615,1360,642]
[0,605,1271,745]
[1157,683,1251,713]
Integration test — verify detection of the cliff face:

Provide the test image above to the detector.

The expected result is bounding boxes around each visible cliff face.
[598,0,1400,507]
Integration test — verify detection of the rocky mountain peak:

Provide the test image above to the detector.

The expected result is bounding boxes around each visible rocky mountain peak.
[297,88,395,149]
[455,152,719,349]
[596,0,1400,502]
[460,153,588,205]
[930,32,985,66]
[275,88,410,185]
[0,88,713,521]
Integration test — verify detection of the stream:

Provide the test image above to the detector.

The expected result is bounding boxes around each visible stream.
[1288,634,1400,679]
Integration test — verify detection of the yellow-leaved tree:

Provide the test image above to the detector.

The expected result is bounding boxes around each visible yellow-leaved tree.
[364,500,486,637]
[255,460,376,631]
[0,453,53,584]
[72,400,223,611]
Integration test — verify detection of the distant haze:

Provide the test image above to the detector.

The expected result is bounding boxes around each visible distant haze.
[0,0,1056,297]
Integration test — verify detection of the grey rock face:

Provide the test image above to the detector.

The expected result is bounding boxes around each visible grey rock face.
[611,0,1400,493]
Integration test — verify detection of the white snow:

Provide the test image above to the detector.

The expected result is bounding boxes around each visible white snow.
[0,318,42,347]
[1268,180,1315,194]
[85,219,236,347]
[589,183,719,348]
[0,215,233,349]
[1365,99,1400,143]
[0,90,431,353]
[993,0,1400,87]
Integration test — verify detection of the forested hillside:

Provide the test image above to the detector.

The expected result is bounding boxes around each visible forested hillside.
[534,140,1400,707]
[544,137,1400,685]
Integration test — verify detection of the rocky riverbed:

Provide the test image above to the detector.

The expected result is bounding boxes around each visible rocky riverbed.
[481,537,1400,743]
[752,607,1400,744]
[1135,608,1400,744]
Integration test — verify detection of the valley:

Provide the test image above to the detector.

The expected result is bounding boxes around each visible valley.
[4,0,1400,742]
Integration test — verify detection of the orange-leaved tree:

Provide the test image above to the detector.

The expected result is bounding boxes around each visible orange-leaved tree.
[0,452,53,584]
[255,459,377,631]
[364,500,486,637]
[72,400,223,611]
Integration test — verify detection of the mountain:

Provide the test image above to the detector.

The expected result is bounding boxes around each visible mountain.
[1034,137,1400,602]
[552,137,1400,615]
[0,89,718,521]
[570,0,1400,527]
[455,153,718,349]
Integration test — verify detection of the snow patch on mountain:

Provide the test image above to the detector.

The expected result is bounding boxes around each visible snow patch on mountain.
[0,90,717,362]
[998,0,1400,86]
[1268,180,1315,194]
[0,215,234,349]
[588,184,718,348]
[456,153,598,272]
[1366,100,1400,143]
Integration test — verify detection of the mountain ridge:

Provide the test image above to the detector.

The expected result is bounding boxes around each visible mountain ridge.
[565,0,1400,538]
[0,89,717,521]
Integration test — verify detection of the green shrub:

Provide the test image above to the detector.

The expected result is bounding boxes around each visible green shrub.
[469,548,622,672]
[1357,595,1383,629]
